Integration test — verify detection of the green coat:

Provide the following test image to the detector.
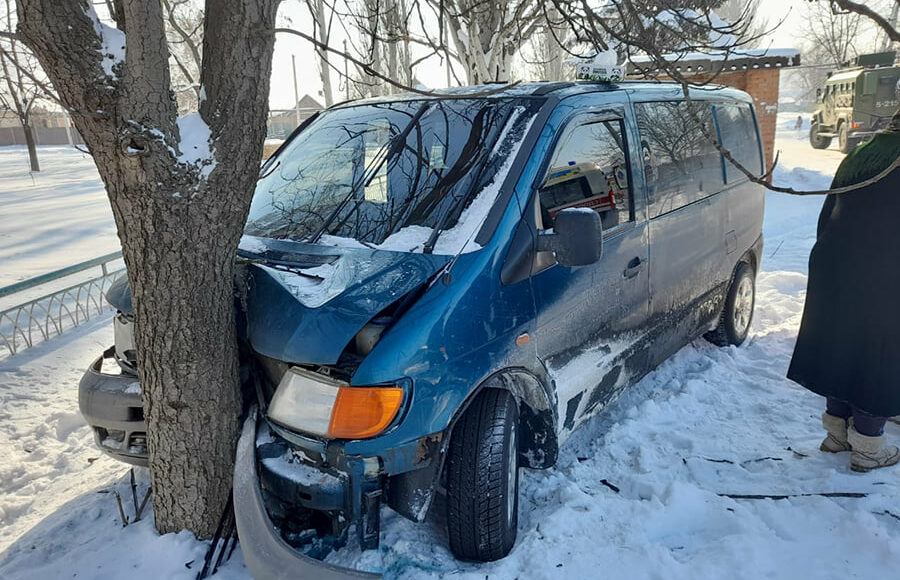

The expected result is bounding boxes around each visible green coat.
[788,132,900,415]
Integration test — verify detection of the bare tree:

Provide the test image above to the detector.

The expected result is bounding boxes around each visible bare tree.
[437,0,543,84]
[878,0,898,51]
[161,0,203,112]
[341,0,414,97]
[305,0,335,105]
[716,0,766,40]
[13,0,280,537]
[517,3,573,81]
[802,0,864,67]
[0,0,52,171]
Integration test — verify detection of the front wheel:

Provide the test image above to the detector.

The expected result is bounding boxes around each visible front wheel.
[705,261,756,347]
[809,122,831,149]
[446,389,519,562]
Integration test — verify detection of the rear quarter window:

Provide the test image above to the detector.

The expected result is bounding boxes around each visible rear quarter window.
[713,102,763,182]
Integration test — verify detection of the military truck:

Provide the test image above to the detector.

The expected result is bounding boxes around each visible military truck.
[810,51,899,153]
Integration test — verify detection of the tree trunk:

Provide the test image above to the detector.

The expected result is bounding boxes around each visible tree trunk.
[22,121,40,172]
[313,0,333,106]
[17,0,280,538]
[124,177,244,536]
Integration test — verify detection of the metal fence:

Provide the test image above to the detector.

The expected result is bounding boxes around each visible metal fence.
[0,125,86,147]
[0,252,124,357]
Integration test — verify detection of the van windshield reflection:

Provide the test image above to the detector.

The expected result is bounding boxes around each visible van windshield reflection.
[244,99,518,249]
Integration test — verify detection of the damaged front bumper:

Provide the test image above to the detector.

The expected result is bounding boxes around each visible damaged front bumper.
[234,409,380,579]
[78,346,148,466]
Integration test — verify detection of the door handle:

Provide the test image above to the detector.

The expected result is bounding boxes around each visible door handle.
[623,257,644,279]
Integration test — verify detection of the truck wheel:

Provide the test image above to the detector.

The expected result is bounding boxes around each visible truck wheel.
[704,262,755,347]
[446,388,519,562]
[809,122,831,149]
[838,123,856,154]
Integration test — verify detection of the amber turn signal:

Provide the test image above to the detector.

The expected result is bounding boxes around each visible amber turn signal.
[328,386,404,439]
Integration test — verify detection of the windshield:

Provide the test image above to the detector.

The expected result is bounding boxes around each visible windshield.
[245,99,525,251]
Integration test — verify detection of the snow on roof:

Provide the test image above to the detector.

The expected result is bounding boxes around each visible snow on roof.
[628,48,801,76]
[630,48,800,65]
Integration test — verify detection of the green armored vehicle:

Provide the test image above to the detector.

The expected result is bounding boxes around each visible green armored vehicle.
[810,52,899,153]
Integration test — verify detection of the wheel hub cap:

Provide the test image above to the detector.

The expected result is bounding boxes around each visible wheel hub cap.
[732,277,754,335]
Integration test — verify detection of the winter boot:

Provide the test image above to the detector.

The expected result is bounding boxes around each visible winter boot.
[820,412,851,453]
[848,426,900,472]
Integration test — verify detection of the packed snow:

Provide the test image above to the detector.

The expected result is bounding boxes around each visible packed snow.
[2,115,898,579]
[175,113,216,179]
[0,146,121,308]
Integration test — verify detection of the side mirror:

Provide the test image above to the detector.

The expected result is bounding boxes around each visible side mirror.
[536,208,603,266]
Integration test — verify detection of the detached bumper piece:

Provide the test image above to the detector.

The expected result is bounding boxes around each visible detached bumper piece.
[233,410,380,579]
[78,346,148,466]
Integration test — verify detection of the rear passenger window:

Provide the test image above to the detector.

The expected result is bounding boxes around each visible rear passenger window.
[538,119,633,232]
[635,102,724,218]
[714,102,763,182]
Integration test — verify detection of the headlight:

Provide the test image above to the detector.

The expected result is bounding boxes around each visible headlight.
[267,367,403,439]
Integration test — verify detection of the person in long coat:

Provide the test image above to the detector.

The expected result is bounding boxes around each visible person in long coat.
[787,111,900,472]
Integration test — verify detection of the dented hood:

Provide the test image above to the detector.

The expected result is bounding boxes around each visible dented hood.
[244,242,449,365]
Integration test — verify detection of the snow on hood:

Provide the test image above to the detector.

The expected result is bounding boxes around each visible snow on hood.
[245,247,449,365]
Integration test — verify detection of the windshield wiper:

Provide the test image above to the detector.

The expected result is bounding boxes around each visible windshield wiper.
[422,108,499,254]
[308,103,431,244]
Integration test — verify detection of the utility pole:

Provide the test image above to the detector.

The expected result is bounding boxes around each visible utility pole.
[292,54,300,126]
[445,19,452,88]
[344,39,350,100]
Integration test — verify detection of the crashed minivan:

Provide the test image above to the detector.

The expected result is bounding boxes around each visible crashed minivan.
[80,81,764,576]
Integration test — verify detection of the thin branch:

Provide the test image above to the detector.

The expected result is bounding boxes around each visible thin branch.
[274,26,519,97]
[831,0,900,42]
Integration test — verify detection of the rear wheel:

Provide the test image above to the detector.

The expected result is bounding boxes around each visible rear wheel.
[446,388,519,562]
[705,261,755,347]
[809,122,831,149]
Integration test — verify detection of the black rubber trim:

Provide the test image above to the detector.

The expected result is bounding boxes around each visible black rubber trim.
[473,97,559,247]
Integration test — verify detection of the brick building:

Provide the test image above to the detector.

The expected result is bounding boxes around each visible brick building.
[627,50,801,172]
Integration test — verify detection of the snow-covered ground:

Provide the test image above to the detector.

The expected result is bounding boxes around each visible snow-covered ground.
[0,146,120,289]
[2,118,899,579]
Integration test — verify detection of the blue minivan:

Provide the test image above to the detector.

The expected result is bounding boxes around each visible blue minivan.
[80,81,764,576]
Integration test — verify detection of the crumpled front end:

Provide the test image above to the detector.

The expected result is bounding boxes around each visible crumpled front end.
[234,409,381,579]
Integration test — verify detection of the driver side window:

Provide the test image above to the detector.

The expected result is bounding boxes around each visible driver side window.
[537,119,634,233]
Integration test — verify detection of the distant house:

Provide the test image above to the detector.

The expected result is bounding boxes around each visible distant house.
[267,94,324,139]
[0,107,71,128]
[0,107,83,146]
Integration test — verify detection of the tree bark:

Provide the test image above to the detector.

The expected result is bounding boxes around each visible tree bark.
[16,0,279,538]
[22,120,39,171]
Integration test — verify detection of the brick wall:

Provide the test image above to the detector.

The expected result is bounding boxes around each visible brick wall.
[743,69,780,172]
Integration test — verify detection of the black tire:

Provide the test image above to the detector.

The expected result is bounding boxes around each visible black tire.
[704,261,755,347]
[446,388,519,562]
[809,122,831,149]
[838,123,856,154]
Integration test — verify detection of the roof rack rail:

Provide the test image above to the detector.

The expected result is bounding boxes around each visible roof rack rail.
[531,82,578,96]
